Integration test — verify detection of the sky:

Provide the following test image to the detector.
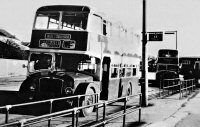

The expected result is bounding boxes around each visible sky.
[0,0,200,56]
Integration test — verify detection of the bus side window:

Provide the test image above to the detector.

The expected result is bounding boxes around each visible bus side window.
[132,68,136,76]
[126,68,132,77]
[120,68,125,77]
[111,67,118,78]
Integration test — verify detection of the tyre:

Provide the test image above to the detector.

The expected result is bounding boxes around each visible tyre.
[127,83,132,96]
[80,87,95,116]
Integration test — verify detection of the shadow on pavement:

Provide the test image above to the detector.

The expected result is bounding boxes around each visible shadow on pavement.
[126,121,147,127]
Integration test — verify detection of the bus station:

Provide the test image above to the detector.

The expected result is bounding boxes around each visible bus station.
[0,0,200,127]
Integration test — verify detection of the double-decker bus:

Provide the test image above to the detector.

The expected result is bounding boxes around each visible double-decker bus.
[179,57,200,85]
[19,5,141,116]
[156,49,179,85]
[0,29,29,87]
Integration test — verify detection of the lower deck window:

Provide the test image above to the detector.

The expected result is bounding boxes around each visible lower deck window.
[111,68,118,78]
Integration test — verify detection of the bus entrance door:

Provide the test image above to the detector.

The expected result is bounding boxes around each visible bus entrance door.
[100,57,110,100]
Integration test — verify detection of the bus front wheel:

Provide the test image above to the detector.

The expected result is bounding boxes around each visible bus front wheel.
[80,87,95,116]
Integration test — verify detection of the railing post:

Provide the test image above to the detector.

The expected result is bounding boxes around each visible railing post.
[159,80,161,97]
[168,80,170,96]
[5,105,12,123]
[103,101,107,127]
[19,119,26,127]
[139,94,142,123]
[48,99,53,127]
[96,94,99,122]
[193,79,195,91]
[186,80,188,96]
[77,95,81,107]
[76,109,79,127]
[189,80,191,94]
[163,80,165,98]
[72,108,77,127]
[179,80,182,99]
[123,97,127,127]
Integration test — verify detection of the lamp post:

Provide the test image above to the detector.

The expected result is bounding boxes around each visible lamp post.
[164,31,177,50]
[141,0,148,107]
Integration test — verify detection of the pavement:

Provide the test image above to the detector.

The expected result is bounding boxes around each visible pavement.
[141,89,200,127]
[82,88,200,127]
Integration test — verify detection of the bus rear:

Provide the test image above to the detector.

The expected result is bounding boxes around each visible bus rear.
[156,49,179,85]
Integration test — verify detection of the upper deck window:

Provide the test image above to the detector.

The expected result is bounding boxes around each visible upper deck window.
[34,11,88,30]
[61,12,88,30]
[35,12,60,29]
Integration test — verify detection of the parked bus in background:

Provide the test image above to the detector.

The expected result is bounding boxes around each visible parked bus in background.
[155,49,179,85]
[179,57,200,86]
[19,5,141,116]
[0,29,29,87]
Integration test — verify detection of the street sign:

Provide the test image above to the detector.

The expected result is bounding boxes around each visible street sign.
[148,32,163,41]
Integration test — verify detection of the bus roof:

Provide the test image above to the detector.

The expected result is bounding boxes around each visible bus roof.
[158,49,178,52]
[37,5,90,12]
[36,5,107,20]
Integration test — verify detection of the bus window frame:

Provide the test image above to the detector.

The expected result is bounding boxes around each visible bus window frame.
[33,11,89,30]
[87,13,102,34]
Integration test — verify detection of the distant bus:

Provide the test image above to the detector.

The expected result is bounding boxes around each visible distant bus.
[156,49,179,84]
[179,57,200,85]
[0,35,29,87]
[19,5,141,116]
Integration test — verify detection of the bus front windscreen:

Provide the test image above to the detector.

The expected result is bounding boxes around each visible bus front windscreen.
[34,11,88,30]
[29,53,52,72]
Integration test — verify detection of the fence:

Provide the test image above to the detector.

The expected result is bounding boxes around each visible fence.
[90,93,142,127]
[0,93,142,127]
[159,78,196,99]
[0,93,98,126]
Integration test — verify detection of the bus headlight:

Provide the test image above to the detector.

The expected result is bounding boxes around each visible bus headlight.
[64,87,73,95]
[29,85,36,91]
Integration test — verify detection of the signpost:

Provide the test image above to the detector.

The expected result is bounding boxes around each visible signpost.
[141,0,177,107]
[148,32,163,41]
[141,0,148,107]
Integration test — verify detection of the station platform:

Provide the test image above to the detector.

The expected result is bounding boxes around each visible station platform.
[106,88,200,127]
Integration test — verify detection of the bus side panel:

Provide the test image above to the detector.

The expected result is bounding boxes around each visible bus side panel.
[130,77,140,95]
[121,77,140,96]
[107,79,120,100]
[0,59,27,86]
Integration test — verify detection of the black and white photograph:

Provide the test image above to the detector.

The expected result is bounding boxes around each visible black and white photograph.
[0,0,200,127]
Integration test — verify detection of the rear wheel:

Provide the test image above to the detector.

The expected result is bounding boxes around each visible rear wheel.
[80,87,95,116]
[127,83,132,96]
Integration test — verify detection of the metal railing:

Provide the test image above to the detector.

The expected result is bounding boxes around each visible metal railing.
[159,78,196,99]
[90,93,142,127]
[0,93,98,126]
[0,93,142,127]
[180,79,196,98]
